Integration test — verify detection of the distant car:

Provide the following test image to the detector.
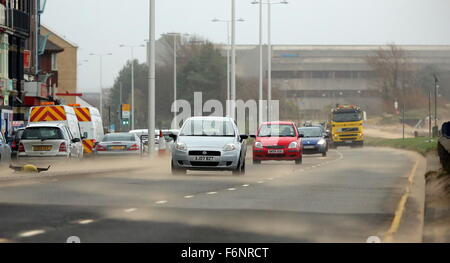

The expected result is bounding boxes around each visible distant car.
[252,121,303,165]
[298,126,329,157]
[170,117,248,175]
[95,133,142,156]
[18,123,83,160]
[0,132,11,164]
[8,128,24,158]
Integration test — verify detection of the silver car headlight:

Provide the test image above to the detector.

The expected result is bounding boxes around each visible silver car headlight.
[288,142,299,149]
[254,142,263,149]
[317,139,326,145]
[223,143,237,152]
[175,142,187,151]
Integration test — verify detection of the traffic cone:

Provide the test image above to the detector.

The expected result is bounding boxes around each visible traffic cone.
[158,130,167,157]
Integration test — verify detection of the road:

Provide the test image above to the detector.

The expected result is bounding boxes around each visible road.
[0,147,421,243]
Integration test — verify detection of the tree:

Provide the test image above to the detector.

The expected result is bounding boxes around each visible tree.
[366,44,418,113]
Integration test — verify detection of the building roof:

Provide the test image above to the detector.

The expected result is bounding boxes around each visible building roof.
[40,24,79,48]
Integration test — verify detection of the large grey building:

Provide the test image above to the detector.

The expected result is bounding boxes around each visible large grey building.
[225,45,450,118]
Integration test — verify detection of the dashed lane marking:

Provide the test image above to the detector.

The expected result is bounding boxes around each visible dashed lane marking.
[184,195,195,199]
[19,230,46,238]
[228,188,237,191]
[242,184,250,187]
[77,219,95,225]
[125,208,137,213]
[207,192,218,195]
[155,200,168,205]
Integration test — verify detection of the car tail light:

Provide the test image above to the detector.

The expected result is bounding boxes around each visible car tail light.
[11,141,17,150]
[128,144,139,151]
[18,143,25,152]
[95,144,106,151]
[59,142,67,152]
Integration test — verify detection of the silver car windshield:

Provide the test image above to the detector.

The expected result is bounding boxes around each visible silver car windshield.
[103,134,137,142]
[180,119,235,137]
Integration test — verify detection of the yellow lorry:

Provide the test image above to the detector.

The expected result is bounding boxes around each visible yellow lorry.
[328,105,364,148]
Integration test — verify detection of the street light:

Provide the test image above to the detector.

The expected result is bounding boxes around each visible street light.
[89,52,112,120]
[434,75,440,137]
[148,0,156,156]
[119,44,146,130]
[211,18,245,117]
[162,33,183,126]
[251,0,288,120]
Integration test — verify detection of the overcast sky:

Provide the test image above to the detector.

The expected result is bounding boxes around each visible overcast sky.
[42,0,450,93]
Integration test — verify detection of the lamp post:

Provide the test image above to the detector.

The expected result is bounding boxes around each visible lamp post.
[434,75,440,137]
[162,33,185,125]
[120,44,145,130]
[148,0,156,155]
[251,0,288,120]
[89,53,112,120]
[212,18,244,117]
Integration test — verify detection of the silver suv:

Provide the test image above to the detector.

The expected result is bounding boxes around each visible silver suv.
[170,117,248,175]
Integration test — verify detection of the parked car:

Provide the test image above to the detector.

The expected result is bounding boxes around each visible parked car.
[94,133,142,156]
[252,121,303,165]
[298,126,329,157]
[8,128,24,158]
[0,132,11,164]
[18,123,83,160]
[170,116,248,175]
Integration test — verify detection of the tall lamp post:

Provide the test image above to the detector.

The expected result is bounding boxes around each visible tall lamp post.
[251,0,288,120]
[89,52,112,120]
[434,75,440,137]
[148,0,156,155]
[162,33,184,125]
[212,18,245,117]
[119,44,145,130]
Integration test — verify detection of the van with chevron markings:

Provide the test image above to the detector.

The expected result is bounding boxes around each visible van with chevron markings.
[70,104,104,155]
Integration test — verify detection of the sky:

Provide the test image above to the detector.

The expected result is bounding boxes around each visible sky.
[42,0,450,93]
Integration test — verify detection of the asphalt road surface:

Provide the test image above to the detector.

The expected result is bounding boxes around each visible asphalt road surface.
[0,147,419,243]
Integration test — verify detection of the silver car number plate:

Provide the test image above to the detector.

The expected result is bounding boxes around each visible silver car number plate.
[304,146,315,149]
[190,156,219,162]
[268,150,284,154]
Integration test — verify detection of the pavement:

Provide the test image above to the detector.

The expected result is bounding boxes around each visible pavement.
[0,147,424,243]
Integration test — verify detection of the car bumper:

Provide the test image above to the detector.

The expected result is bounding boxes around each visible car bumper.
[302,144,327,154]
[253,148,302,160]
[172,149,240,170]
[95,151,142,156]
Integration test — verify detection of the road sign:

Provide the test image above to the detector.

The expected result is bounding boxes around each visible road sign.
[121,104,131,119]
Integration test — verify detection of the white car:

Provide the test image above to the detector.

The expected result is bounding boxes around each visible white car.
[18,123,83,161]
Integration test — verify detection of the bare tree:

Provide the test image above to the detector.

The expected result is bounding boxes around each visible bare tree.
[366,44,417,113]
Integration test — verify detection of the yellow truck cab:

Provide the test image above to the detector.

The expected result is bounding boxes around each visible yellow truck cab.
[328,105,364,148]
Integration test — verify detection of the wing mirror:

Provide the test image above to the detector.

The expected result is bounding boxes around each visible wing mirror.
[72,138,81,143]
[239,134,249,142]
[299,134,305,138]
[169,134,178,141]
[249,135,257,139]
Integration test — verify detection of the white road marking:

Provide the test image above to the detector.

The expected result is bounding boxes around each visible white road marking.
[125,208,137,213]
[0,238,11,243]
[267,178,274,180]
[19,230,45,238]
[77,219,94,225]
[228,188,237,191]
[184,195,194,199]
[155,200,168,204]
[242,184,250,187]
[257,181,265,184]
[207,192,218,195]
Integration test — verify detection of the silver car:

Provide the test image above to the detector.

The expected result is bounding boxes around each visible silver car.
[18,124,83,161]
[0,132,11,164]
[170,117,248,175]
[94,133,142,156]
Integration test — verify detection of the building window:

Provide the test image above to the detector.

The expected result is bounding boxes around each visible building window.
[51,53,57,71]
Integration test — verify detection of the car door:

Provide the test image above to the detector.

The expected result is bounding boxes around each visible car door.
[63,127,78,158]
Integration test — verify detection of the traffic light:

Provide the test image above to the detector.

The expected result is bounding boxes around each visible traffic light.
[122,119,130,126]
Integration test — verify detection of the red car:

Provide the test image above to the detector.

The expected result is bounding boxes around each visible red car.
[252,121,303,165]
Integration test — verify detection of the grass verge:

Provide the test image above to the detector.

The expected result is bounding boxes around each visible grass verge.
[365,136,437,156]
